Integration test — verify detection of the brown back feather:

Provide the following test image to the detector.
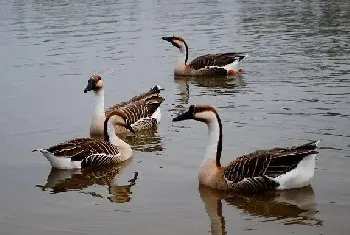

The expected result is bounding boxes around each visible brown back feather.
[117,97,164,125]
[105,87,163,116]
[47,138,119,160]
[189,53,245,70]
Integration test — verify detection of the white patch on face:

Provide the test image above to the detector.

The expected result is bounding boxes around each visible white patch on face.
[194,111,217,122]
[155,84,162,90]
[96,80,103,88]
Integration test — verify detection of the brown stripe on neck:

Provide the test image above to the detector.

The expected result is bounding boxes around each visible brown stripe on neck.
[103,116,111,142]
[215,112,223,167]
[184,41,189,64]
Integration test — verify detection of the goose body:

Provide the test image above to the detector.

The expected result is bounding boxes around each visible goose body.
[162,36,248,76]
[33,110,134,169]
[84,75,164,138]
[173,105,320,193]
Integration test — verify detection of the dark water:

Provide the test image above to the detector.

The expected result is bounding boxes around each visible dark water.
[1,0,350,234]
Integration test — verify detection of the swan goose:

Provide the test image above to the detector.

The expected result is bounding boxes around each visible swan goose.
[162,36,248,76]
[84,75,164,137]
[173,105,320,192]
[33,110,134,169]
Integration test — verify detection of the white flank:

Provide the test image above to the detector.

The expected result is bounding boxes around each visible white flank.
[151,107,161,123]
[222,54,248,71]
[37,149,82,169]
[275,154,316,190]
[223,60,239,71]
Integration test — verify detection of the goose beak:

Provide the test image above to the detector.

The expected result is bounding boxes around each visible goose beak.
[162,37,173,42]
[84,81,94,93]
[173,110,193,122]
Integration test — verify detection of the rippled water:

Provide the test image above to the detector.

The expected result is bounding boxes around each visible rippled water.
[1,0,349,234]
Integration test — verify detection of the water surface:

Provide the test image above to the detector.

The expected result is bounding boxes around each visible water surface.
[1,0,350,234]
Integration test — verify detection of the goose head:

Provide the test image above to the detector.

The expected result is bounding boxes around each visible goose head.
[84,75,104,93]
[173,105,218,124]
[162,36,188,54]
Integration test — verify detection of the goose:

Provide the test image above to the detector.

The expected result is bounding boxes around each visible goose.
[84,75,164,137]
[162,36,248,76]
[37,162,138,203]
[199,185,321,232]
[33,110,134,169]
[173,105,320,193]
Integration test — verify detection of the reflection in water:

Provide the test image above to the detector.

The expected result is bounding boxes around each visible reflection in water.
[2,0,349,234]
[91,129,164,153]
[199,186,227,235]
[36,159,138,203]
[174,75,247,108]
[175,75,247,93]
[199,185,322,235]
[121,128,164,152]
[174,77,190,107]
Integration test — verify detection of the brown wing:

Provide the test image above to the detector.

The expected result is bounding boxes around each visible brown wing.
[224,140,319,183]
[105,86,163,116]
[227,176,280,193]
[47,138,97,157]
[189,53,246,70]
[47,138,119,161]
[117,97,164,125]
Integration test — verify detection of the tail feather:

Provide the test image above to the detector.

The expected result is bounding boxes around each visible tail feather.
[146,97,164,114]
[293,140,320,151]
[32,148,47,153]
[238,54,248,63]
[150,84,164,92]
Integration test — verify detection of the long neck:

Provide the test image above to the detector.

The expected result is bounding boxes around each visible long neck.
[94,89,105,118]
[177,44,189,65]
[104,119,132,159]
[201,115,222,168]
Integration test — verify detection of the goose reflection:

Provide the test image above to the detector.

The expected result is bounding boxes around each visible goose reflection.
[92,129,163,153]
[174,76,246,108]
[36,159,138,203]
[199,185,322,235]
[121,128,163,152]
